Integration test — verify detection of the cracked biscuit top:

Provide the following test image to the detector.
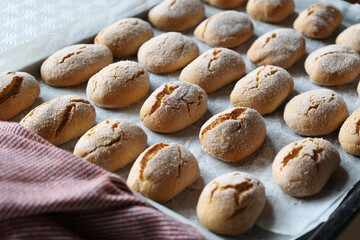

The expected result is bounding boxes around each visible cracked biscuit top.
[284,89,348,136]
[148,0,205,31]
[194,11,253,48]
[247,28,305,69]
[180,48,245,93]
[230,65,293,115]
[196,172,266,235]
[294,2,342,39]
[137,32,199,74]
[74,118,147,171]
[199,107,266,162]
[86,61,150,109]
[272,138,340,197]
[20,95,96,146]
[140,81,207,133]
[305,44,360,86]
[127,142,200,203]
[41,44,113,87]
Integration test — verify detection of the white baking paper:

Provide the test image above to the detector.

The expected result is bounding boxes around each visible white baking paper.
[0,0,359,238]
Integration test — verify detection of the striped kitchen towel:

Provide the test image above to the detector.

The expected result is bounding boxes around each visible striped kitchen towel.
[0,122,204,240]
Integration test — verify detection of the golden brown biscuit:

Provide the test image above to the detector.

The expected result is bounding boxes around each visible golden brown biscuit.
[305,45,360,86]
[339,108,360,156]
[199,107,266,162]
[20,95,96,145]
[0,71,40,120]
[247,28,305,69]
[148,0,205,31]
[74,119,147,171]
[94,18,153,57]
[127,142,200,203]
[284,89,348,136]
[197,172,266,235]
[336,24,360,54]
[179,48,245,93]
[273,138,340,197]
[86,61,150,108]
[138,32,199,74]
[194,11,253,48]
[141,81,207,133]
[230,65,294,115]
[247,0,295,23]
[41,44,113,87]
[294,2,342,39]
[202,0,247,9]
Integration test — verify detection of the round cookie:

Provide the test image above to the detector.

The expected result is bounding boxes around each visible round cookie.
[247,0,294,23]
[197,172,266,235]
[336,24,360,54]
[199,107,266,162]
[230,65,294,115]
[247,28,305,69]
[127,142,200,203]
[74,119,147,171]
[305,44,360,86]
[0,71,40,120]
[284,89,349,136]
[138,32,199,74]
[141,81,207,133]
[86,61,150,108]
[94,18,154,58]
[41,44,113,87]
[202,0,247,9]
[148,0,205,31]
[339,108,360,156]
[294,2,342,39]
[20,95,96,146]
[273,138,340,197]
[179,48,245,93]
[194,11,253,48]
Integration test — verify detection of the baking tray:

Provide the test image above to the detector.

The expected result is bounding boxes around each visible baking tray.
[1,0,360,239]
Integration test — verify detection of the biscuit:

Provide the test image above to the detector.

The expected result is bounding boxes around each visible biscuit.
[194,11,253,48]
[339,108,360,156]
[0,71,40,120]
[148,0,205,31]
[336,24,360,54]
[284,89,348,136]
[247,28,305,69]
[305,45,360,86]
[127,142,200,203]
[20,95,96,145]
[74,119,147,171]
[294,2,342,39]
[95,18,153,58]
[179,48,245,93]
[202,0,247,9]
[138,32,199,74]
[197,172,266,235]
[230,65,294,115]
[247,0,294,23]
[86,61,150,108]
[273,138,340,197]
[41,44,113,87]
[199,107,266,162]
[141,81,207,133]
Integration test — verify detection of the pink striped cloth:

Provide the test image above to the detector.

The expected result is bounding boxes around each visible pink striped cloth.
[0,122,204,240]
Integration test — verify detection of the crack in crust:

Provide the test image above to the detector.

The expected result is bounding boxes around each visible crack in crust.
[21,102,51,124]
[264,33,277,46]
[200,108,247,137]
[169,0,177,9]
[201,17,212,39]
[127,70,145,82]
[314,51,350,62]
[307,5,316,16]
[281,146,303,168]
[356,119,360,135]
[305,94,335,116]
[139,143,169,181]
[0,75,23,105]
[58,46,86,64]
[207,49,222,72]
[150,84,179,115]
[176,145,188,178]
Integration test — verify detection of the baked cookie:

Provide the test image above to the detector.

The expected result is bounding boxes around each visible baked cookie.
[247,0,294,23]
[339,108,360,156]
[336,24,360,54]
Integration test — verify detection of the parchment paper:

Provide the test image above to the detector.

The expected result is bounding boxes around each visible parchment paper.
[0,0,359,239]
